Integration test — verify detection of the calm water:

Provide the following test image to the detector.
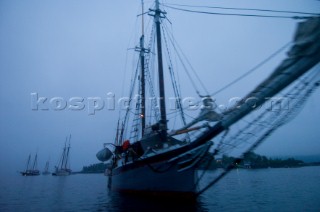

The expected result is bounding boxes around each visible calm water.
[1,166,319,211]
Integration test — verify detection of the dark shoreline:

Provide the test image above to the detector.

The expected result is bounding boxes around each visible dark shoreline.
[78,161,320,174]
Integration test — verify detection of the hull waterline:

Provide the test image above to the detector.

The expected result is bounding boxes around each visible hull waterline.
[108,142,212,196]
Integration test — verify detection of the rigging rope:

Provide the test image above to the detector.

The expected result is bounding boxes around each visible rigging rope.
[219,66,320,153]
[162,3,320,16]
[193,129,229,189]
[196,67,320,196]
[144,23,161,122]
[162,5,312,20]
[210,41,292,96]
[161,24,188,127]
[163,22,209,95]
[167,39,292,116]
[120,58,141,142]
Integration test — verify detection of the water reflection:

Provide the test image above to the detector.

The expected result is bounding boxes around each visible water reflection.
[97,190,208,212]
[2,168,319,211]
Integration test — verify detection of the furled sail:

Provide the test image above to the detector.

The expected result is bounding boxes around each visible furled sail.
[194,16,320,145]
[223,16,320,127]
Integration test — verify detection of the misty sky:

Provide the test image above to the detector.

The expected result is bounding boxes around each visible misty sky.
[0,0,319,174]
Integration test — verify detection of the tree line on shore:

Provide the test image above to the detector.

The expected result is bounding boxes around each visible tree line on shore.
[199,151,320,169]
[81,152,320,173]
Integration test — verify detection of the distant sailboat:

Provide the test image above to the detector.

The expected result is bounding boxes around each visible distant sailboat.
[21,153,40,176]
[52,135,72,176]
[42,160,51,175]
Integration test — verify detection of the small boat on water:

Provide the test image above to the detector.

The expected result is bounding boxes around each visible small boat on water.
[21,153,40,176]
[52,135,72,176]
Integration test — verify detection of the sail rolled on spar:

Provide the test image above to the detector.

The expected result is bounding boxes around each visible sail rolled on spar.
[192,16,320,146]
[222,16,320,128]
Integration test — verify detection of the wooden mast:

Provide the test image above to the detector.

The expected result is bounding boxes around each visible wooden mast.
[140,0,146,137]
[154,0,167,139]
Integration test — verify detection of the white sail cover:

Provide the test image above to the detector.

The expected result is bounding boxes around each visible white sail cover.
[222,17,320,128]
[96,147,113,162]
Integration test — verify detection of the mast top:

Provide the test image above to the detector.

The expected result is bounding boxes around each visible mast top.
[141,0,144,36]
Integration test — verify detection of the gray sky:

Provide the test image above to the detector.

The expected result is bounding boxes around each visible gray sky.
[1,0,319,174]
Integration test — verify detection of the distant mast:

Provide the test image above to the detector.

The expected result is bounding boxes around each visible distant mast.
[60,139,67,169]
[32,153,38,171]
[154,0,167,138]
[45,161,49,172]
[26,154,31,172]
[65,134,71,169]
